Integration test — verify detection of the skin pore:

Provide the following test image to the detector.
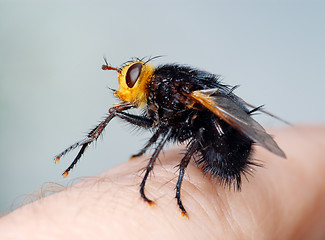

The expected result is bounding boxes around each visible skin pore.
[1,126,325,239]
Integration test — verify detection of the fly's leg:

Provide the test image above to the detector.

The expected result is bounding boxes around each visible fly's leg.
[140,128,173,205]
[130,130,161,159]
[112,111,153,127]
[110,110,156,159]
[55,103,154,177]
[55,113,116,177]
[175,128,204,218]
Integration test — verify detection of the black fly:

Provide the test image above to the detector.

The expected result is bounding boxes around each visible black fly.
[55,58,286,217]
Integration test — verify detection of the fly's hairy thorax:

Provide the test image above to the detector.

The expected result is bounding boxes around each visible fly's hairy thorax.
[147,77,192,125]
[146,64,229,126]
[146,65,229,143]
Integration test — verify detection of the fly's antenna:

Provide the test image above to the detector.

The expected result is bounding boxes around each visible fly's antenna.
[102,57,120,72]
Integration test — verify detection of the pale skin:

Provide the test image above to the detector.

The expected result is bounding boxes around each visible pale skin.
[0,126,325,239]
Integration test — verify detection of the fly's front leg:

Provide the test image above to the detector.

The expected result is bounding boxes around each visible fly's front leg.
[109,104,154,128]
[55,103,134,177]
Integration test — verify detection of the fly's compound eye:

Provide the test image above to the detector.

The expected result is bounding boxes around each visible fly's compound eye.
[126,62,143,88]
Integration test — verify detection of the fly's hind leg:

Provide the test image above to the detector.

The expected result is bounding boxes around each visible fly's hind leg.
[175,128,204,218]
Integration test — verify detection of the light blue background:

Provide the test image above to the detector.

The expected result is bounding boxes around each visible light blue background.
[1,0,324,212]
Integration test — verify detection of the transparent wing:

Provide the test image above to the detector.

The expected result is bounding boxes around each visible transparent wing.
[189,89,286,158]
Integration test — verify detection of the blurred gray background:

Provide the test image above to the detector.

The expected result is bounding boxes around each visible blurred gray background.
[1,0,324,213]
